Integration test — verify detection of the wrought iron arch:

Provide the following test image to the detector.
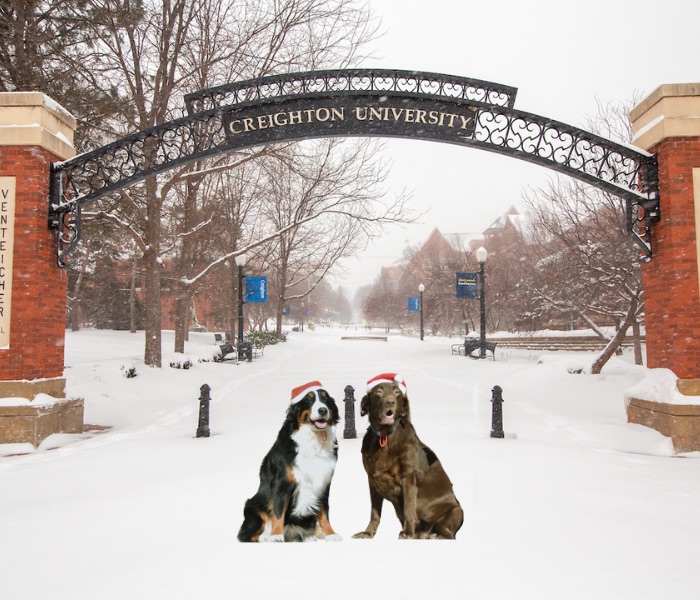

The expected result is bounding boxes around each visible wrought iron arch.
[49,68,659,266]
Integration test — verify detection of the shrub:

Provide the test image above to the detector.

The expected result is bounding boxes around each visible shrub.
[169,353,193,369]
[120,363,137,378]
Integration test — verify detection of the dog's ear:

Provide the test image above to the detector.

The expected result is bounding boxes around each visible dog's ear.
[323,392,340,425]
[286,399,302,421]
[360,393,370,417]
[399,393,411,422]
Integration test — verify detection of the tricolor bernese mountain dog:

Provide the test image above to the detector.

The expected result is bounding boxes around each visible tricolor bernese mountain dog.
[237,381,342,542]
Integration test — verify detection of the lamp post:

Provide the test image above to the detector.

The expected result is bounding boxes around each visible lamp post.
[235,253,247,347]
[418,283,425,341]
[476,246,488,359]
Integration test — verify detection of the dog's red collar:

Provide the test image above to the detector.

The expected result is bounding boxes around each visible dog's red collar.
[369,419,402,448]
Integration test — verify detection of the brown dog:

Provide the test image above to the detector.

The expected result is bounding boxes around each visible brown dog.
[353,373,463,540]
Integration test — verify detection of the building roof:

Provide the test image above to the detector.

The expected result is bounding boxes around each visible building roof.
[484,206,526,235]
[442,232,484,253]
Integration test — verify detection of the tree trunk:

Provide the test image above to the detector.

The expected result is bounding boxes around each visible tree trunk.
[591,296,639,374]
[274,253,289,336]
[275,292,285,336]
[143,176,162,367]
[143,248,162,367]
[129,252,138,333]
[228,266,237,342]
[69,271,84,332]
[632,317,644,366]
[173,281,190,354]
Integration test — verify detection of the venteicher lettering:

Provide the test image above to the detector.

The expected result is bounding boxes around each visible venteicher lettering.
[0,177,14,349]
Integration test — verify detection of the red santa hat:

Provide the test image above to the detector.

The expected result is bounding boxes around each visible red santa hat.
[290,380,325,404]
[366,373,407,395]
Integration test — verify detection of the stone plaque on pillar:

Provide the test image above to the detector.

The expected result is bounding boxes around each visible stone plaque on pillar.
[0,177,14,349]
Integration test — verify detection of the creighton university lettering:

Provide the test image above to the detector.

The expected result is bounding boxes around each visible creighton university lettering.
[223,98,478,144]
[354,106,475,131]
[228,107,346,135]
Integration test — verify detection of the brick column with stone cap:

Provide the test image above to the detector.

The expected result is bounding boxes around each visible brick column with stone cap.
[628,83,700,451]
[0,92,83,446]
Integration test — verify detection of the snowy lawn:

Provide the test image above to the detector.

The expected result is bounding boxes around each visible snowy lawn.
[1,327,698,599]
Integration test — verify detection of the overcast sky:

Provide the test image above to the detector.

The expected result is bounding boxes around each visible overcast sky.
[335,0,699,294]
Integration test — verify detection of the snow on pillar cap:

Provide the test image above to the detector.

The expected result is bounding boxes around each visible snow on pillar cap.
[366,373,407,395]
[290,380,325,404]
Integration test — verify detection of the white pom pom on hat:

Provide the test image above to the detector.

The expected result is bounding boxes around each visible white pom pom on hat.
[290,380,325,404]
[366,373,407,395]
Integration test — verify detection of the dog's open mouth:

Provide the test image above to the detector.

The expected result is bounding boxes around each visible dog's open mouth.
[380,409,395,425]
[310,418,329,441]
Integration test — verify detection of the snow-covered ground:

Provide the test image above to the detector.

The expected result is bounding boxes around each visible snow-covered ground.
[1,328,698,599]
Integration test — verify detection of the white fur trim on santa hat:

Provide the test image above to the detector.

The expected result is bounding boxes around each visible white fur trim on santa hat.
[290,380,325,404]
[366,372,407,395]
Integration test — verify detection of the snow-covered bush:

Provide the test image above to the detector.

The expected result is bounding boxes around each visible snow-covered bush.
[168,354,193,369]
[120,363,137,378]
[198,347,222,363]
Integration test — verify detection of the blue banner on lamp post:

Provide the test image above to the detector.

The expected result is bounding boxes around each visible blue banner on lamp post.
[407,297,421,312]
[245,276,267,302]
[456,272,478,299]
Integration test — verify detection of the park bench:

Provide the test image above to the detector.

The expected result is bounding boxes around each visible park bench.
[451,338,497,360]
[216,343,238,362]
[214,332,231,344]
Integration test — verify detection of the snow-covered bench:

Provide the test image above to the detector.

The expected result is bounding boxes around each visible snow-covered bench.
[451,339,497,360]
[216,343,238,362]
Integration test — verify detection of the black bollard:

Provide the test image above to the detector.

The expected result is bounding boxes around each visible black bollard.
[343,384,357,439]
[196,383,211,438]
[490,385,505,439]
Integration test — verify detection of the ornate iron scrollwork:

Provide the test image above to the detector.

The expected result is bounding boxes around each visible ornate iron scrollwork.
[468,106,660,260]
[184,68,518,114]
[49,69,659,266]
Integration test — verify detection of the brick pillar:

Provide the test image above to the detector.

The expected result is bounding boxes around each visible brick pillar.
[630,84,700,383]
[627,84,700,451]
[0,93,83,446]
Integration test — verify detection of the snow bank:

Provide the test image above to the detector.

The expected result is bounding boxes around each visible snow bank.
[0,393,65,407]
[624,367,700,406]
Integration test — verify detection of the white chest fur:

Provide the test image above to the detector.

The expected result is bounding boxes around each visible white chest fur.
[290,425,337,517]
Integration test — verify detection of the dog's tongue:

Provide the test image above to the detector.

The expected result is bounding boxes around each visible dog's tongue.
[314,420,328,429]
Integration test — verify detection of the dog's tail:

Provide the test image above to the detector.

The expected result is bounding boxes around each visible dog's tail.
[237,496,266,542]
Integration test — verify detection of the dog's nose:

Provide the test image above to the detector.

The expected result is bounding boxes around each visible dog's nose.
[318,406,328,417]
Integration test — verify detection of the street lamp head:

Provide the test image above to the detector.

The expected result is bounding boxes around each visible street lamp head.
[418,283,425,293]
[235,253,247,267]
[476,246,488,264]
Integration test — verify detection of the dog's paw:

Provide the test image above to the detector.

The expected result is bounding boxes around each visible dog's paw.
[352,531,374,539]
[260,533,285,543]
[324,533,343,542]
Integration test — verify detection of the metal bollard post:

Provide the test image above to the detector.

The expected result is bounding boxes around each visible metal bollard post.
[343,384,357,439]
[196,383,211,438]
[490,385,505,438]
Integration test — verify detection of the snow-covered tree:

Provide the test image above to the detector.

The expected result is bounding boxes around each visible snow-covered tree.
[522,99,645,373]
